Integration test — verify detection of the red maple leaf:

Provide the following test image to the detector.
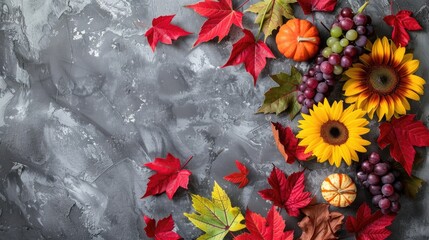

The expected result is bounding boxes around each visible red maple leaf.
[377,114,429,176]
[258,167,312,217]
[297,0,337,15]
[144,15,192,51]
[383,10,422,47]
[271,122,312,164]
[142,153,192,199]
[346,203,396,240]
[235,206,294,240]
[222,29,275,85]
[186,0,243,46]
[223,160,249,188]
[144,214,182,240]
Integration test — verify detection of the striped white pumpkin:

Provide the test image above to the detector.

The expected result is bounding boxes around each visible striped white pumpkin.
[321,173,357,207]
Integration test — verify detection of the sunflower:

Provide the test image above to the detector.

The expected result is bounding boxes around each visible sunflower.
[343,37,425,121]
[297,99,370,167]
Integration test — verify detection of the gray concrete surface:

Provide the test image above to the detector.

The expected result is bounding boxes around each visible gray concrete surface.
[0,0,428,239]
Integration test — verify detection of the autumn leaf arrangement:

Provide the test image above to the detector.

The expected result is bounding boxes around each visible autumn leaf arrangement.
[140,0,428,239]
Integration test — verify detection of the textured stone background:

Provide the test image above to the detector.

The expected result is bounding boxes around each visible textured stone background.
[0,0,428,239]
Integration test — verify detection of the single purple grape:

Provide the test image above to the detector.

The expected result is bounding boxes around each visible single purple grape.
[307,78,318,89]
[304,88,315,99]
[355,35,368,47]
[314,64,321,72]
[328,53,341,65]
[316,56,325,64]
[361,161,374,173]
[369,185,382,195]
[382,184,394,197]
[304,98,315,108]
[390,201,401,213]
[374,163,390,176]
[343,45,358,58]
[297,94,305,104]
[381,173,395,184]
[357,171,368,181]
[341,7,354,18]
[308,68,315,77]
[317,82,329,93]
[362,180,370,188]
[368,152,380,164]
[353,13,368,26]
[320,61,334,74]
[340,56,352,68]
[340,18,355,30]
[314,93,324,103]
[372,194,383,206]
[299,83,307,92]
[367,173,380,185]
[356,25,367,35]
[378,198,391,209]
[302,75,309,82]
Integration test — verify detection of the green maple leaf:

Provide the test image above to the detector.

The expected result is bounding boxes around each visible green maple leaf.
[246,0,297,40]
[257,66,302,119]
[184,181,245,240]
[404,175,424,199]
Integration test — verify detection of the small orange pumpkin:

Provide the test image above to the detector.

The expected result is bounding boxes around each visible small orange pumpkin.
[321,173,357,207]
[276,18,320,62]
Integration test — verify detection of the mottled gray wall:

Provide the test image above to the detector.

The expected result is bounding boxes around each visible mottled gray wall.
[0,0,428,239]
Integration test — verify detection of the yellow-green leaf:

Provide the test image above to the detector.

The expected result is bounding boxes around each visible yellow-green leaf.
[246,0,297,40]
[184,181,245,240]
[404,175,424,198]
[257,66,302,119]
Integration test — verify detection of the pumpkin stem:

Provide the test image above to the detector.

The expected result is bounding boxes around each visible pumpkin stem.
[297,36,318,43]
[358,0,370,14]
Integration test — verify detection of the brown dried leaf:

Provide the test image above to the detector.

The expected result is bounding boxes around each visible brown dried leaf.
[297,203,344,240]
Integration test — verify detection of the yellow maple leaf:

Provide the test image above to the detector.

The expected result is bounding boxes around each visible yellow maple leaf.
[184,181,245,240]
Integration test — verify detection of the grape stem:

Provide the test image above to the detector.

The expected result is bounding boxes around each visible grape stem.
[297,36,318,42]
[320,22,330,32]
[357,0,370,14]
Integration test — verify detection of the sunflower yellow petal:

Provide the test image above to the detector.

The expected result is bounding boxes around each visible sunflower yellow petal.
[340,144,352,166]
[371,38,383,64]
[393,96,406,115]
[403,89,421,101]
[348,127,370,135]
[381,37,391,65]
[377,98,389,121]
[392,46,405,67]
[401,53,414,64]
[399,59,420,76]
[385,95,395,121]
[332,146,342,167]
[408,74,426,86]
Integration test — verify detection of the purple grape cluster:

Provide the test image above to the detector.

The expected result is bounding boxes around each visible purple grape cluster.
[357,152,403,214]
[298,7,374,113]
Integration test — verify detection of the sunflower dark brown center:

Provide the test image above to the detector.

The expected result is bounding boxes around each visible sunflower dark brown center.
[368,66,400,95]
[321,120,349,145]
